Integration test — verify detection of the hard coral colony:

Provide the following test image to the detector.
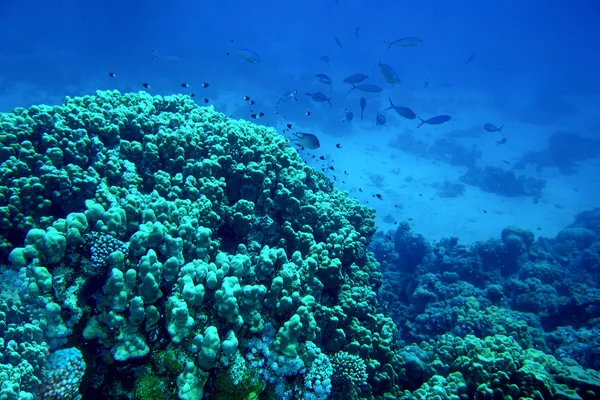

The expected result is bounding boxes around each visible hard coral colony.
[0,91,384,399]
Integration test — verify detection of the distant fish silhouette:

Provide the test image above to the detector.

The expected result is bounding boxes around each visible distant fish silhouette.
[360,97,366,119]
[343,73,369,85]
[305,92,332,107]
[236,48,261,63]
[378,57,401,85]
[385,37,423,51]
[376,111,386,126]
[348,83,383,93]
[334,36,343,49]
[151,50,185,64]
[384,97,416,120]
[484,123,503,133]
[466,52,476,64]
[417,115,451,128]
[228,39,261,63]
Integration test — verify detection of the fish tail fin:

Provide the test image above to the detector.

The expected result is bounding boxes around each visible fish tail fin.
[417,118,426,128]
[361,111,364,119]
[348,85,356,93]
[388,97,394,107]
[328,98,332,107]
[496,140,501,146]
[499,125,504,133]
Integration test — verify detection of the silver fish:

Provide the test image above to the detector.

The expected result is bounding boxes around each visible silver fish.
[384,97,416,119]
[378,57,401,85]
[385,37,423,51]
[292,132,320,149]
[277,90,298,105]
[151,50,185,64]
[237,48,261,63]
[348,84,383,93]
[315,74,332,91]
[305,92,332,107]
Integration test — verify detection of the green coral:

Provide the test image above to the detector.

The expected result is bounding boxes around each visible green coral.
[133,369,175,400]
[211,358,264,400]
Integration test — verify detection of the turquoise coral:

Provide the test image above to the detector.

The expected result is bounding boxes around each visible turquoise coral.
[0,91,388,398]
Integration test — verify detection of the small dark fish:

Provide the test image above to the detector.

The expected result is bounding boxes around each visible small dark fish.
[384,97,416,119]
[320,156,326,160]
[343,73,369,85]
[344,109,354,121]
[502,160,510,164]
[142,83,151,89]
[496,138,507,146]
[349,84,383,93]
[108,72,116,78]
[315,74,332,91]
[248,100,256,105]
[484,123,503,133]
[292,132,321,150]
[334,36,343,49]
[305,92,332,107]
[251,112,265,119]
[190,93,196,98]
[203,98,209,104]
[306,111,312,116]
[376,111,386,126]
[374,194,383,200]
[355,26,360,41]
[201,82,210,88]
[181,83,190,88]
[466,52,476,64]
[329,165,335,170]
[243,96,251,101]
[336,143,342,148]
[378,57,401,85]
[320,55,330,66]
[417,115,451,128]
[360,97,366,119]
[286,123,293,129]
[385,37,423,51]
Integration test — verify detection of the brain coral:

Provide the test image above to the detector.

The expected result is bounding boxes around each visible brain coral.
[1,91,401,399]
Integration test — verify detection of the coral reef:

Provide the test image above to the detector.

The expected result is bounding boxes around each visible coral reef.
[459,165,546,198]
[2,90,599,400]
[0,91,398,399]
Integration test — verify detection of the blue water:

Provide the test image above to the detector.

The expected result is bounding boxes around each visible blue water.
[2,2,599,241]
[2,1,600,398]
